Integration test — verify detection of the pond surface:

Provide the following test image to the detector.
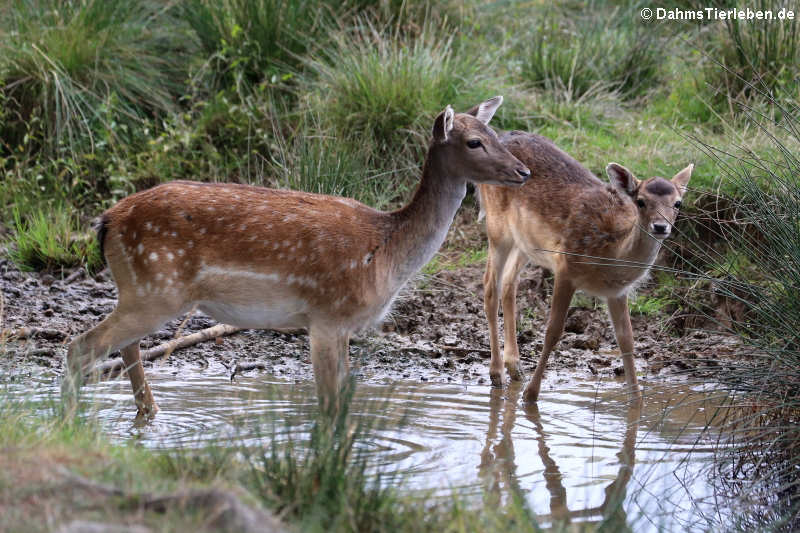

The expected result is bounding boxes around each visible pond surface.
[8,366,730,532]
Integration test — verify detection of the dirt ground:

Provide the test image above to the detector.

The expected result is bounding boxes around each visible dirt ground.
[0,214,746,394]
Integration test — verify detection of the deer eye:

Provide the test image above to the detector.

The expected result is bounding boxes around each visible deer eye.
[674,200,682,209]
[636,199,646,209]
[467,139,482,149]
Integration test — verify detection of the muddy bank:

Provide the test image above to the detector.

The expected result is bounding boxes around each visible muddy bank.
[0,222,746,394]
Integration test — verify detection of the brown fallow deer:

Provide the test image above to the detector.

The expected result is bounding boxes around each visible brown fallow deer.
[64,96,531,417]
[479,131,692,403]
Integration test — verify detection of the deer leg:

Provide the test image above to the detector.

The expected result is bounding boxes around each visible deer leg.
[63,300,179,414]
[606,295,642,402]
[121,342,158,418]
[309,325,350,412]
[523,275,575,403]
[484,241,512,387]
[499,248,528,382]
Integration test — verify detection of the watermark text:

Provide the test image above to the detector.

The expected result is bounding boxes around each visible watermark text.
[640,6,795,21]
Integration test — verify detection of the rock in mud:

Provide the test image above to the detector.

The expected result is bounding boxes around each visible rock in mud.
[564,308,593,334]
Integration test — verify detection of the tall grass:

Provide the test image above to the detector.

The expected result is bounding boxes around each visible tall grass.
[300,21,500,168]
[241,385,402,532]
[183,0,339,91]
[0,0,192,156]
[519,6,663,101]
[703,0,800,106]
[268,115,401,207]
[683,91,800,530]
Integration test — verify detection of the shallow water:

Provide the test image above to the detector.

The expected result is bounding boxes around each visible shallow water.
[8,366,730,532]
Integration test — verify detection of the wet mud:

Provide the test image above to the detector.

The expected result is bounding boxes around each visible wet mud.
[0,219,746,393]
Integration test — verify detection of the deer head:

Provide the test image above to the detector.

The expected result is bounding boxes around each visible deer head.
[607,163,693,239]
[431,96,530,187]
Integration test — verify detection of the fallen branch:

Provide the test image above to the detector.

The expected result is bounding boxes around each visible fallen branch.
[158,304,199,365]
[94,324,244,378]
[3,327,68,342]
[57,467,285,533]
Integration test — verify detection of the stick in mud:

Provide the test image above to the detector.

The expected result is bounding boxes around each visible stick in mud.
[93,324,244,378]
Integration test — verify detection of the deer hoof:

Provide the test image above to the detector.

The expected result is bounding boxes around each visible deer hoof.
[489,371,504,388]
[505,362,523,381]
[522,384,540,404]
[134,402,159,421]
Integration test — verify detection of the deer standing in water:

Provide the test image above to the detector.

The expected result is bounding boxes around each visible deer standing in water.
[479,131,691,403]
[64,97,530,417]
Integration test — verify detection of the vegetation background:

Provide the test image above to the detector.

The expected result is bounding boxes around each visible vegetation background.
[1,0,798,531]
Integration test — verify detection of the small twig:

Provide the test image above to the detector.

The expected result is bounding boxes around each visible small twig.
[433,344,492,356]
[94,324,244,378]
[63,268,85,285]
[230,360,268,381]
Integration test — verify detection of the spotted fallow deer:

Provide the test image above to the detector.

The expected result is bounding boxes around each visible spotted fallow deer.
[479,131,691,403]
[64,96,531,416]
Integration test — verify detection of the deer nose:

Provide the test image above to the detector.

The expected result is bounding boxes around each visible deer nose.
[516,167,531,181]
[652,223,669,235]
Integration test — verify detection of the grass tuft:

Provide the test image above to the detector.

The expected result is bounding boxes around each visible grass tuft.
[7,205,101,273]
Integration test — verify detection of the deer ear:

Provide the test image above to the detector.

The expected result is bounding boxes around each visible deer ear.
[671,164,693,195]
[606,163,640,196]
[432,105,455,143]
[465,95,503,125]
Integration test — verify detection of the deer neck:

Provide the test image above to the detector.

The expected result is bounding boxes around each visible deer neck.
[619,221,663,268]
[387,146,466,288]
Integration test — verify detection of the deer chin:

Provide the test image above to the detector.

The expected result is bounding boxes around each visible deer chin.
[475,176,527,187]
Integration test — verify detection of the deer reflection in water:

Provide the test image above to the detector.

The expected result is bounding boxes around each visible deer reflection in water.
[479,383,641,530]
